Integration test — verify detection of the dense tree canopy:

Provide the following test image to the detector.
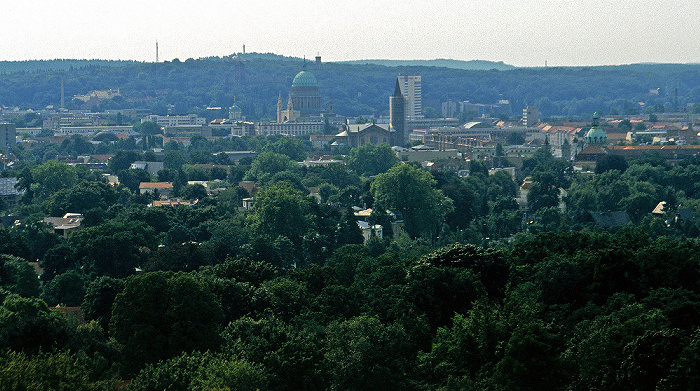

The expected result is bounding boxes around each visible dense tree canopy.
[371,164,453,238]
[4,119,700,389]
[345,143,400,177]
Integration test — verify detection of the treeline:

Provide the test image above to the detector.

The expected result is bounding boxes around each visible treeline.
[0,59,135,74]
[0,55,699,119]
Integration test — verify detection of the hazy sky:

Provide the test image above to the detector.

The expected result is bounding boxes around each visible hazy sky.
[2,0,698,67]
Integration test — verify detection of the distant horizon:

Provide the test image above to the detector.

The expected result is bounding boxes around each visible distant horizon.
[1,53,699,69]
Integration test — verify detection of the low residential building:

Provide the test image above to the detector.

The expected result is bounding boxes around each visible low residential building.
[353,208,404,238]
[210,119,256,137]
[516,177,533,213]
[139,182,174,198]
[310,134,336,149]
[392,144,460,162]
[151,200,195,207]
[357,221,383,243]
[0,177,23,209]
[238,181,259,195]
[130,161,165,177]
[241,197,255,211]
[43,213,84,238]
[300,157,344,167]
[222,151,258,162]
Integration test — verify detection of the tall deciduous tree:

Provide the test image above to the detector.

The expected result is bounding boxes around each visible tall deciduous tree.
[243,151,299,185]
[262,137,306,161]
[345,144,399,177]
[110,271,223,376]
[248,181,312,249]
[0,255,41,297]
[30,160,78,198]
[69,220,156,278]
[371,164,453,239]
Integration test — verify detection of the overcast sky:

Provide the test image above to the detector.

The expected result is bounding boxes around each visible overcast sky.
[1,0,698,67]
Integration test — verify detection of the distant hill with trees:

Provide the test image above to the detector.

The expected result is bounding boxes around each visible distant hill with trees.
[0,59,136,74]
[339,58,516,71]
[0,53,699,120]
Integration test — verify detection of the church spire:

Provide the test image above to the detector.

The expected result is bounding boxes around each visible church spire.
[393,79,403,97]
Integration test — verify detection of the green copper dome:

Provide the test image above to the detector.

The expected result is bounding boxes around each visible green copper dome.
[291,71,319,88]
[585,112,607,145]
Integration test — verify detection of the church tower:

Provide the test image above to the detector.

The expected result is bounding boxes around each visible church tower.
[389,79,405,146]
[276,92,284,122]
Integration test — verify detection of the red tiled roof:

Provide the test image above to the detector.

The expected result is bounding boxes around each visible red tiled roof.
[139,182,173,189]
[152,200,193,207]
[91,154,114,162]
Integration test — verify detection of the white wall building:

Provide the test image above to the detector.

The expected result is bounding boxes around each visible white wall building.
[142,114,205,127]
[256,121,323,137]
[398,75,423,120]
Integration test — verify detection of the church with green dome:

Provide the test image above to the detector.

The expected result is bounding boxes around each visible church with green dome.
[584,112,607,145]
[277,70,327,122]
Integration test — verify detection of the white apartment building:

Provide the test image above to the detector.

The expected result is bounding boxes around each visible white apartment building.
[398,75,423,121]
[142,114,206,127]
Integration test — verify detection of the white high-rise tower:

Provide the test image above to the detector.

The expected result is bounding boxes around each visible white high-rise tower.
[397,75,423,120]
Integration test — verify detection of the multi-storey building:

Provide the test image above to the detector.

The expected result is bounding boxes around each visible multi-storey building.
[397,75,423,120]
[522,106,540,127]
[256,121,323,137]
[43,113,104,131]
[58,125,133,136]
[0,123,16,151]
[142,114,206,127]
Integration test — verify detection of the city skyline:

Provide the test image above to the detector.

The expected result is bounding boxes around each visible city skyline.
[1,0,699,67]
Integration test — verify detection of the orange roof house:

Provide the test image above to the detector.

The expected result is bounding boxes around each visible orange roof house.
[139,182,174,198]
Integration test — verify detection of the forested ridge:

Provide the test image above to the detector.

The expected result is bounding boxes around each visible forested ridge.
[2,132,700,389]
[1,55,699,119]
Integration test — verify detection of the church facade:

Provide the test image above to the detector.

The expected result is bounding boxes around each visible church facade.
[277,70,325,123]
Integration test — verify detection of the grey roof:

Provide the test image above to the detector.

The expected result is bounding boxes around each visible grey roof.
[462,121,492,129]
[677,208,696,222]
[590,211,631,227]
[0,178,21,196]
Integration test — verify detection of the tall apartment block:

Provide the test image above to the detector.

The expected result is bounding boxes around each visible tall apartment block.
[522,106,540,127]
[397,75,423,120]
[0,123,16,152]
